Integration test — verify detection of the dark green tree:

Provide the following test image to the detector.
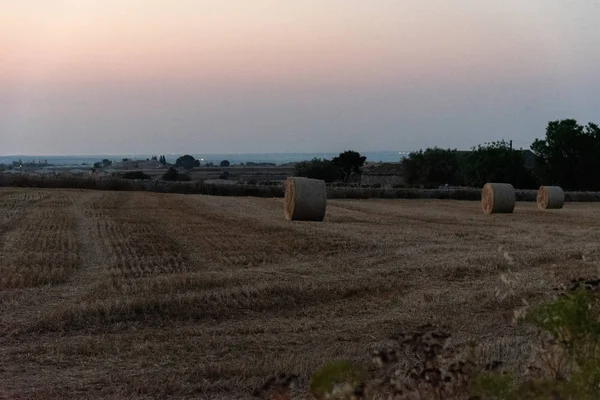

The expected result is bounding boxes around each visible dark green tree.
[162,167,179,181]
[220,160,231,167]
[531,119,600,190]
[462,140,537,188]
[159,155,167,166]
[402,147,461,188]
[121,171,151,180]
[193,159,201,168]
[295,158,343,183]
[331,151,367,182]
[175,155,196,170]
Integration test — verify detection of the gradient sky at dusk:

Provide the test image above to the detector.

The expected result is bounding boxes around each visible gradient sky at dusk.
[1,0,599,155]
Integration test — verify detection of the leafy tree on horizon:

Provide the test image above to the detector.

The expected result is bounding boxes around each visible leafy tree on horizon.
[462,140,537,188]
[402,147,461,188]
[531,119,600,190]
[294,158,343,183]
[175,154,196,170]
[332,150,367,182]
[220,160,230,167]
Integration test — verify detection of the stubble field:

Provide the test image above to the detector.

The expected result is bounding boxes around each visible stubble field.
[0,188,599,399]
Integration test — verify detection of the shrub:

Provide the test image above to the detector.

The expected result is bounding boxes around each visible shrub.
[248,273,599,400]
[309,360,367,400]
[473,281,600,400]
[295,158,343,183]
[120,171,151,180]
[162,167,179,181]
[219,171,230,180]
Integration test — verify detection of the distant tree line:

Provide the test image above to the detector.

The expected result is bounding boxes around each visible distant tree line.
[93,159,113,169]
[174,155,231,169]
[402,140,537,189]
[90,154,236,173]
[175,155,200,170]
[294,150,367,183]
[401,119,600,190]
[293,119,600,191]
[0,159,51,171]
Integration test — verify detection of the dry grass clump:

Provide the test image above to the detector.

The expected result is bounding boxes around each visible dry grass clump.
[537,186,565,210]
[284,177,327,221]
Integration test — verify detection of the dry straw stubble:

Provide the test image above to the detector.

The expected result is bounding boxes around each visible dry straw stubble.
[284,177,327,221]
[6,188,600,399]
[537,186,565,210]
[481,183,515,214]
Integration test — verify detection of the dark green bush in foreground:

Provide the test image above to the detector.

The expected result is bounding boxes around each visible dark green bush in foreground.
[474,282,600,400]
[253,279,600,399]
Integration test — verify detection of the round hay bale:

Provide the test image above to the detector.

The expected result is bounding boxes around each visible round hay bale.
[537,186,565,210]
[284,177,327,221]
[481,183,515,214]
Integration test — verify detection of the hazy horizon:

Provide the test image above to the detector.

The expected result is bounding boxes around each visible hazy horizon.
[2,1,599,155]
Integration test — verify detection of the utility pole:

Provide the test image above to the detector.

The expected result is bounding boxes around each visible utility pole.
[509,140,513,150]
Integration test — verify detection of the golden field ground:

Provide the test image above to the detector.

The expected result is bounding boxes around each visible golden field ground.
[0,188,598,399]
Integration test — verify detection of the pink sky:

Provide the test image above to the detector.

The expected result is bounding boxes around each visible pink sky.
[1,1,599,155]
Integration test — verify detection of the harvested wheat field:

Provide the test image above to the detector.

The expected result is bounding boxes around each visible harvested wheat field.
[1,188,599,399]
